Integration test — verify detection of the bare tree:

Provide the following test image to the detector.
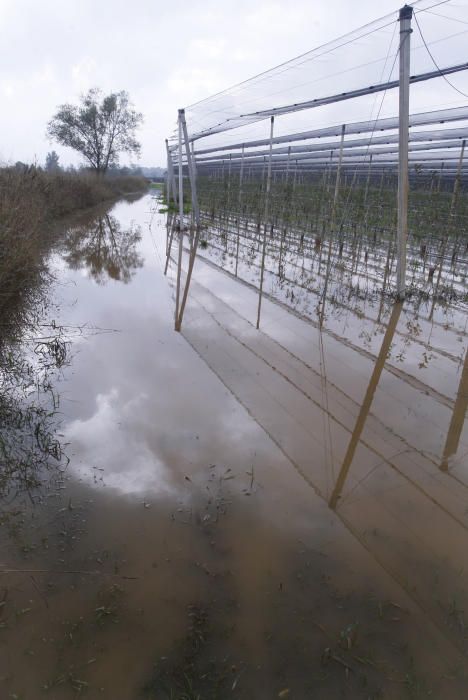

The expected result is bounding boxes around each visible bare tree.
[62,213,143,284]
[47,89,143,175]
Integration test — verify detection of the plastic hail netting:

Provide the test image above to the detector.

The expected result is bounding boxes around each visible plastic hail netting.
[167,0,468,175]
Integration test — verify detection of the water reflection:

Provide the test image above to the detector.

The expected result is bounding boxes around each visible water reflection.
[441,348,468,472]
[2,194,468,698]
[179,231,468,661]
[329,301,403,509]
[62,212,143,284]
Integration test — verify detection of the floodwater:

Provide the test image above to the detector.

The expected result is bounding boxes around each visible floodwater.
[1,191,468,699]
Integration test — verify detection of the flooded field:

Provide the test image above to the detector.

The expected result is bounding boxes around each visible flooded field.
[1,191,468,699]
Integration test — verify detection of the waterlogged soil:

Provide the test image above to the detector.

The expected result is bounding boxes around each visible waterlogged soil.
[1,193,468,699]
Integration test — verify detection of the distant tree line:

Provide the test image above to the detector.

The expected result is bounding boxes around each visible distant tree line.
[12,158,153,180]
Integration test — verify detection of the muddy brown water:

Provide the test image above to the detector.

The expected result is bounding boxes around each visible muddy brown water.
[1,192,468,699]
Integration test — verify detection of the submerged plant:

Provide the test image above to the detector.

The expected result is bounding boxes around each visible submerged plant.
[0,320,70,500]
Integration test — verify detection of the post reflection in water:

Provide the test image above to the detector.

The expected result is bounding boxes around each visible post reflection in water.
[176,195,468,663]
[441,348,468,472]
[329,302,403,509]
[62,212,143,284]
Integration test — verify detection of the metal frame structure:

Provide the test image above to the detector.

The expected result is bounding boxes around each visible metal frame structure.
[166,4,468,330]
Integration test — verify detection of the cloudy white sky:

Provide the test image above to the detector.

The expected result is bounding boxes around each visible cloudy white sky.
[0,0,466,168]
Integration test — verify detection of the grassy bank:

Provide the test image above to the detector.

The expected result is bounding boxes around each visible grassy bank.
[0,168,147,327]
[0,169,147,495]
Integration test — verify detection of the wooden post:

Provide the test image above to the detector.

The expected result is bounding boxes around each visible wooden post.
[174,110,184,331]
[329,302,402,509]
[396,4,413,299]
[256,116,275,329]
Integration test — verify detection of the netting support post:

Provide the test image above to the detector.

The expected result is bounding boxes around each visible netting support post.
[191,141,197,179]
[176,109,201,332]
[256,115,275,329]
[226,154,232,228]
[165,139,171,204]
[364,153,373,207]
[450,139,465,215]
[396,4,413,300]
[180,112,200,225]
[333,124,346,208]
[174,109,184,331]
[437,161,444,192]
[166,138,178,207]
[429,139,466,311]
[279,146,292,275]
[235,146,245,277]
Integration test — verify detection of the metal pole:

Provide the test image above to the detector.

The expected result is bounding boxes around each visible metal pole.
[175,110,184,331]
[333,124,346,207]
[279,146,292,275]
[191,140,197,179]
[293,160,298,193]
[430,140,466,311]
[437,161,444,192]
[176,111,202,330]
[180,110,200,224]
[166,139,178,206]
[396,4,413,299]
[326,150,334,192]
[226,154,232,230]
[235,145,245,277]
[256,116,275,329]
[165,139,171,204]
[450,139,466,215]
[364,153,373,206]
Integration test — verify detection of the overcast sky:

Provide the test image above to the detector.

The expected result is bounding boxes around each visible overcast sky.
[0,0,465,168]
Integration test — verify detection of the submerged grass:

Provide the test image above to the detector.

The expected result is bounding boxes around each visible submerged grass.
[0,317,71,500]
[142,603,238,700]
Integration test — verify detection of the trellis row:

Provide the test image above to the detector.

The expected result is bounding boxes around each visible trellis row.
[165,4,468,331]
